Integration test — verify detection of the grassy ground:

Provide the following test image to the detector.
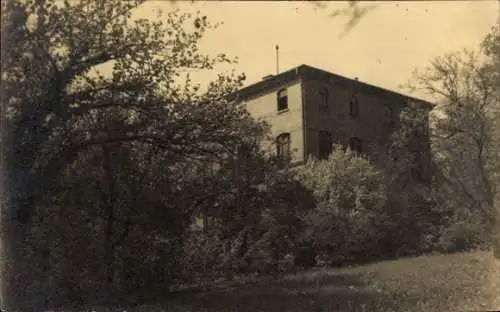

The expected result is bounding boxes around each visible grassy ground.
[95,250,500,312]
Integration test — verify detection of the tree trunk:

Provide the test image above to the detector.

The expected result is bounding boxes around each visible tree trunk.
[3,217,44,311]
[223,240,234,281]
[101,143,118,304]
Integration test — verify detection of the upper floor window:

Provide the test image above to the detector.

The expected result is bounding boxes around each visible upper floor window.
[349,95,359,117]
[277,89,288,112]
[276,133,291,159]
[410,151,426,181]
[349,137,362,154]
[385,106,395,127]
[319,88,329,112]
[318,131,332,160]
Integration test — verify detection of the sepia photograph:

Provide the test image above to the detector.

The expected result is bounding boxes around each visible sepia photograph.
[1,1,499,311]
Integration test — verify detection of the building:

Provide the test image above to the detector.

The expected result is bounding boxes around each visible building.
[232,64,434,180]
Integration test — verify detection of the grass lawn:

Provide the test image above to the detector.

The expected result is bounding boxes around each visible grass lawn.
[95,250,500,312]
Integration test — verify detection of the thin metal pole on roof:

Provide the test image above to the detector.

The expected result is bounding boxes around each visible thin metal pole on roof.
[276,45,279,75]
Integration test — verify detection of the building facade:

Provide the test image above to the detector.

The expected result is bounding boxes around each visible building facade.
[234,64,433,179]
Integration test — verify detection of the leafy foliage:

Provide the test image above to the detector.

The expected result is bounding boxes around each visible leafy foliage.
[182,147,314,279]
[377,103,443,257]
[1,0,265,309]
[297,148,387,265]
[407,27,500,255]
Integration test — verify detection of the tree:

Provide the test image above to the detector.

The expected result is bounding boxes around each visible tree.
[406,27,500,253]
[1,0,262,309]
[297,147,387,265]
[379,102,445,257]
[182,136,315,280]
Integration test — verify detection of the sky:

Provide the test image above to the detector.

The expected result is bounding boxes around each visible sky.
[132,1,499,101]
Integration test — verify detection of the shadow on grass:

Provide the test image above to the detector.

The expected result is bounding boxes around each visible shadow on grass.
[163,271,408,312]
[80,251,498,311]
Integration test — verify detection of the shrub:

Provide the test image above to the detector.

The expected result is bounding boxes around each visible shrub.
[438,218,492,253]
[296,147,387,265]
[182,229,225,282]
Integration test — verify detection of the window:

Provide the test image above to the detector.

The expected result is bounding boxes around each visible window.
[236,143,252,161]
[349,137,362,154]
[318,131,332,160]
[349,95,359,117]
[319,88,329,112]
[276,133,291,159]
[193,213,213,232]
[277,89,288,112]
[385,106,395,126]
[203,160,219,177]
[411,151,427,180]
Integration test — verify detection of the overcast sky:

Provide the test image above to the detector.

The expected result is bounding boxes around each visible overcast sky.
[132,1,498,101]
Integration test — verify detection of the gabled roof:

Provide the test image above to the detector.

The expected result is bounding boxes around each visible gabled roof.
[231,64,434,109]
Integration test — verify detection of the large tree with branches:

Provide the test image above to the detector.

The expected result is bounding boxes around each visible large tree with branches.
[1,0,270,309]
[407,27,500,253]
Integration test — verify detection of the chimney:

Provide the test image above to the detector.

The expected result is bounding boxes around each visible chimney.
[276,45,280,75]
